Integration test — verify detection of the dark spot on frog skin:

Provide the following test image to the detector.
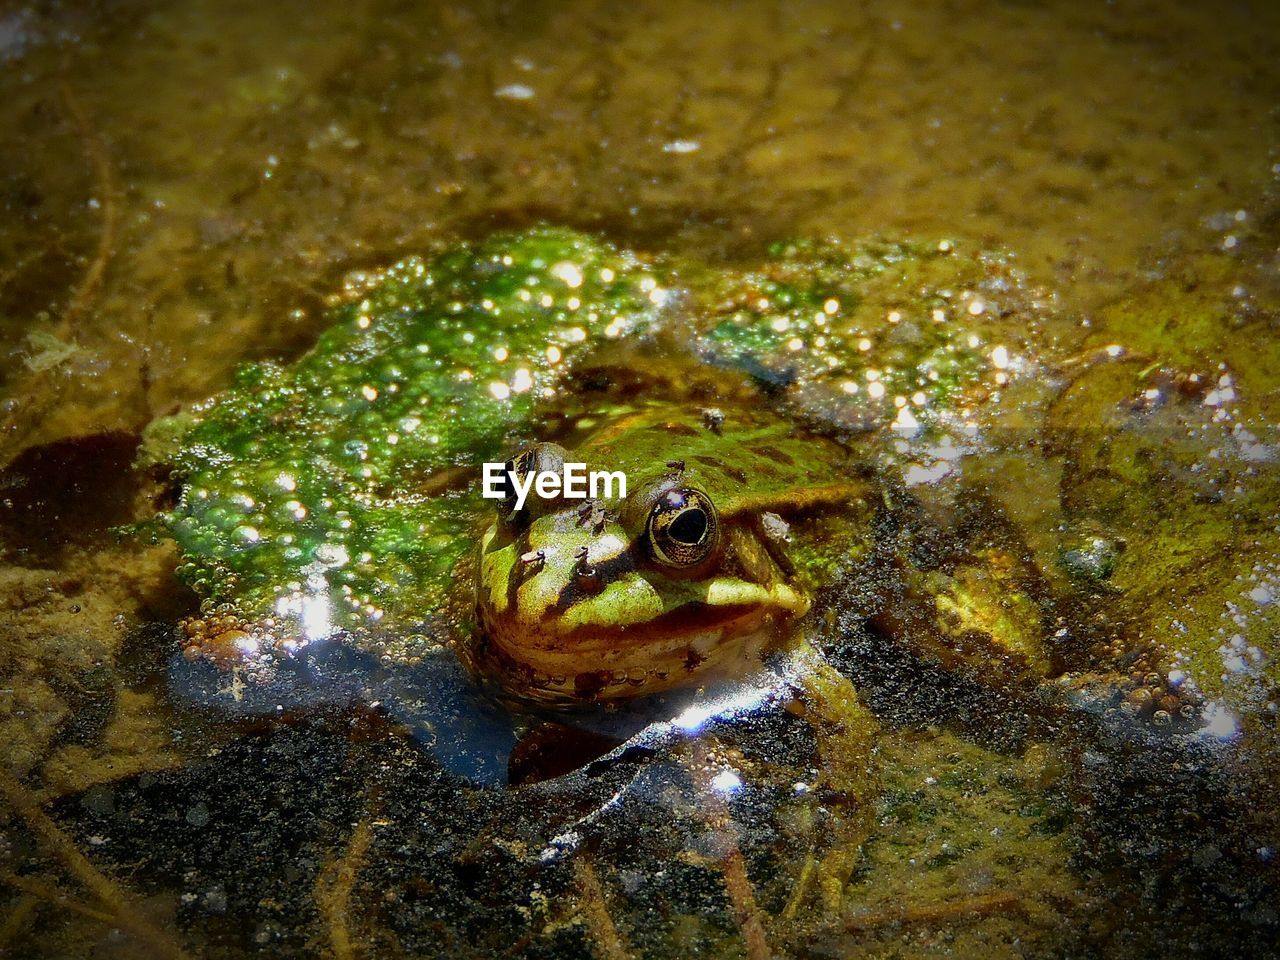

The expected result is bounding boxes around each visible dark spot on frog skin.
[547,551,635,613]
[655,421,700,437]
[691,455,748,483]
[750,444,795,466]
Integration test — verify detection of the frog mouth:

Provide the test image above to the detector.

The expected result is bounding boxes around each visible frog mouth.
[624,599,778,634]
[542,601,784,653]
[484,579,807,657]
[478,599,798,704]
[476,520,810,701]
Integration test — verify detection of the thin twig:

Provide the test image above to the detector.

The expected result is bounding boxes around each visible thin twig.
[0,768,191,960]
[0,870,116,925]
[572,856,631,960]
[314,800,378,959]
[0,892,41,947]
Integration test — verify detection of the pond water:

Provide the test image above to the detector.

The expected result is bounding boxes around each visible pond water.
[2,2,1279,958]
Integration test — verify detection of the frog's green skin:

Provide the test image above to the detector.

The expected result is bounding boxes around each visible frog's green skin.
[472,403,875,704]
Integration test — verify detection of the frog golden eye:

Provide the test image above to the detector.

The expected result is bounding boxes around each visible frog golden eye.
[647,487,719,568]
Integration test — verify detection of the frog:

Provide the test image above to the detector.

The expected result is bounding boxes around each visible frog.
[469,401,886,917]
[471,402,874,707]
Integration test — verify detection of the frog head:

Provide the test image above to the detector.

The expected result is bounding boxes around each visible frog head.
[473,404,864,704]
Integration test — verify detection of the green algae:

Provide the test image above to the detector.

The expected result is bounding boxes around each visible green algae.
[145,227,1027,642]
[692,237,1037,430]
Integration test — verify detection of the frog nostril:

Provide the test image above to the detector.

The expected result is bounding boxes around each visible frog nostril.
[573,545,605,592]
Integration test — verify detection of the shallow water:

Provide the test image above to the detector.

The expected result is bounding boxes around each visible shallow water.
[2,1,1279,958]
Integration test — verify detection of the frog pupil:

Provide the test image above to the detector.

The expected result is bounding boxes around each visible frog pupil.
[669,508,707,544]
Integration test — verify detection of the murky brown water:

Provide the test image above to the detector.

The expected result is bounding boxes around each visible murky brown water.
[2,1,1279,957]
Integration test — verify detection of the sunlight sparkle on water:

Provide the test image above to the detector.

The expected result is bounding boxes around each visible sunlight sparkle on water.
[710,769,743,794]
[274,584,335,644]
[1198,700,1241,741]
[672,681,778,733]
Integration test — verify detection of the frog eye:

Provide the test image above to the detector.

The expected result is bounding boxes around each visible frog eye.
[647,487,719,568]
